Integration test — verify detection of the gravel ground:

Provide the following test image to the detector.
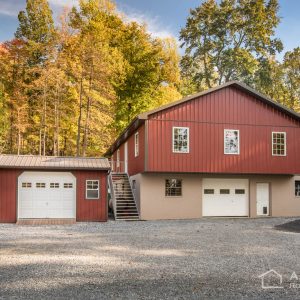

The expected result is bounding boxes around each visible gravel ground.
[0,218,300,300]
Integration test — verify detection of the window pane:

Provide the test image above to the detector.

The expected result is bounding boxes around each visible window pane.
[36,183,46,188]
[272,132,286,156]
[204,189,214,194]
[235,189,245,194]
[87,190,99,199]
[173,127,189,153]
[224,130,239,154]
[220,189,230,194]
[165,179,182,196]
[22,182,32,188]
[64,183,73,188]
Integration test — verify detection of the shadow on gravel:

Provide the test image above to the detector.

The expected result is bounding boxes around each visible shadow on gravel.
[275,219,300,233]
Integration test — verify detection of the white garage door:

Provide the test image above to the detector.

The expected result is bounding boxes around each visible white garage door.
[18,172,76,219]
[202,179,249,217]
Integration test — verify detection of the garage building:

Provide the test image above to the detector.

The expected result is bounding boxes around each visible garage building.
[0,155,110,223]
[106,81,300,220]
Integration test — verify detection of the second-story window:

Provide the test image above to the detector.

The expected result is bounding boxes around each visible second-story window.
[224,129,240,155]
[272,132,286,156]
[173,127,189,153]
[134,132,139,157]
[117,149,120,167]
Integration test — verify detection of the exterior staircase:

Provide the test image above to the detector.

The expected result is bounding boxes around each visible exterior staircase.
[109,173,140,221]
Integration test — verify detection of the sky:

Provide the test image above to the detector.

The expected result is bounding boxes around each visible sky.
[0,0,299,60]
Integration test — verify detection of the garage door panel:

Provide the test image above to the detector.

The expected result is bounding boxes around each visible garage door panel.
[18,172,76,219]
[203,179,249,217]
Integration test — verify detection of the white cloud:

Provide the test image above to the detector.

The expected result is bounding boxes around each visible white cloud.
[117,4,177,40]
[48,0,78,9]
[0,0,25,16]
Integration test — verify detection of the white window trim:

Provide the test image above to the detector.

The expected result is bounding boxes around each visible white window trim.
[224,129,240,155]
[272,131,287,156]
[86,180,100,200]
[295,181,300,197]
[172,127,190,153]
[134,132,139,157]
[165,178,183,197]
[117,149,120,167]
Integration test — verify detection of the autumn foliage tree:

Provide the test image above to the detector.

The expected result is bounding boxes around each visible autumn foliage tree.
[0,0,182,156]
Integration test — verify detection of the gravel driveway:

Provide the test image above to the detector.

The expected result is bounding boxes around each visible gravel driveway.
[0,218,300,300]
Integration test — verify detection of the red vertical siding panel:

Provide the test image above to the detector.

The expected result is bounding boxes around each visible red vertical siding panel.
[74,170,107,222]
[0,169,20,223]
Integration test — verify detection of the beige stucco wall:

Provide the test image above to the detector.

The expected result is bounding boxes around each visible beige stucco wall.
[249,175,300,217]
[133,173,300,220]
[130,174,142,214]
[139,173,202,220]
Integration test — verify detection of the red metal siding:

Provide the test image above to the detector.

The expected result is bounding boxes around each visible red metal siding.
[73,170,108,222]
[147,86,300,174]
[112,124,145,176]
[0,169,108,223]
[0,169,20,223]
[128,125,145,176]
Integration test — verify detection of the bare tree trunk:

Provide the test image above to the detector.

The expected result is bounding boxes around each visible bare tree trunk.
[76,72,84,157]
[42,85,47,156]
[82,65,93,157]
[53,83,60,156]
[39,128,42,155]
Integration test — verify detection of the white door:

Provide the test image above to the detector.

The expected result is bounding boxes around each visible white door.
[256,183,270,216]
[124,141,128,173]
[18,172,76,219]
[202,178,249,217]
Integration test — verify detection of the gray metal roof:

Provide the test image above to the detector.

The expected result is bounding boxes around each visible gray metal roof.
[0,155,110,170]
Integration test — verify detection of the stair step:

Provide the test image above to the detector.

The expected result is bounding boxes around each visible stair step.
[117,212,138,215]
[109,173,140,221]
[116,209,138,211]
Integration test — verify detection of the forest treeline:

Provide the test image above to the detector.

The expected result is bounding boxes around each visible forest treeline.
[0,0,299,156]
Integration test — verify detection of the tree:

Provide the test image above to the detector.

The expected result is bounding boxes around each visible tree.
[67,0,124,156]
[113,22,181,132]
[15,0,56,66]
[180,0,283,91]
[282,47,300,112]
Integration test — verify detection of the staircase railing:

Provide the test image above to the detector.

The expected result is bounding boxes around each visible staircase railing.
[109,160,126,173]
[108,173,117,219]
[129,177,140,218]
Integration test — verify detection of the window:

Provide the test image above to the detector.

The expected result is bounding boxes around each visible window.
[50,183,59,188]
[64,183,73,188]
[36,183,46,188]
[86,180,99,199]
[165,179,182,196]
[173,127,189,153]
[132,180,136,191]
[204,189,214,194]
[220,189,230,194]
[134,132,139,157]
[295,181,300,197]
[235,189,245,194]
[117,149,120,168]
[224,129,239,154]
[272,132,286,156]
[22,182,32,188]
